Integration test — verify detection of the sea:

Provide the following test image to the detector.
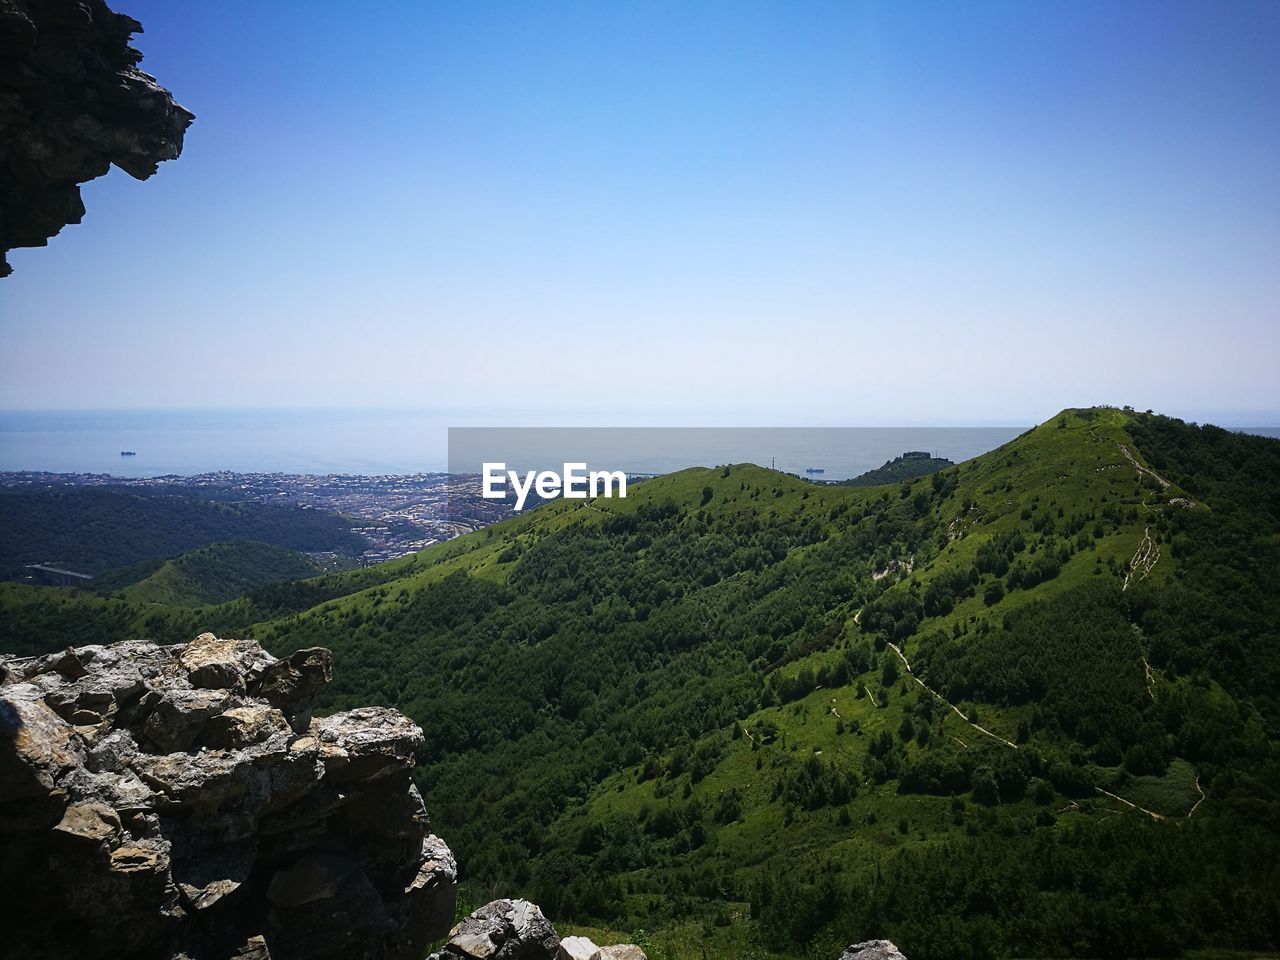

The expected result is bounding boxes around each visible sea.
[0,410,1276,482]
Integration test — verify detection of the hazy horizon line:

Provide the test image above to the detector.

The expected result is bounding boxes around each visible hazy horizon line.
[1,405,1278,430]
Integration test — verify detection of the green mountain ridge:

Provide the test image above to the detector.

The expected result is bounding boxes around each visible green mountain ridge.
[91,539,328,607]
[0,486,366,580]
[1,407,1277,960]
[840,451,956,487]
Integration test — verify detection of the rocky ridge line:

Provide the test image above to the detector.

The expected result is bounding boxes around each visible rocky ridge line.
[0,633,456,960]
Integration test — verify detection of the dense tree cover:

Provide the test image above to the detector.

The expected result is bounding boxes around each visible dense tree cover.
[772,753,859,809]
[1123,413,1280,730]
[0,581,220,656]
[91,540,323,606]
[0,583,156,655]
[0,486,366,578]
[840,453,956,488]
[754,810,1280,960]
[243,414,1280,959]
[915,583,1149,750]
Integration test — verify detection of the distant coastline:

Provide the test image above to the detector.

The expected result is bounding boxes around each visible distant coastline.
[1,409,1275,480]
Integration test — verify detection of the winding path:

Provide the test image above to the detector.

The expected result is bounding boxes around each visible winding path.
[1096,786,1166,822]
[885,641,1019,749]
[1117,442,1172,489]
[1123,525,1160,591]
[1188,774,1206,819]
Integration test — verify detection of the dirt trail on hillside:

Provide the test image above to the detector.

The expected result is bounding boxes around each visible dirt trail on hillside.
[852,501,1206,822]
[1088,427,1172,486]
[1141,655,1156,700]
[885,641,1020,749]
[1095,786,1166,822]
[1100,430,1197,506]
[1123,525,1160,591]
[1117,443,1172,488]
[1087,429,1166,592]
[1188,775,1206,819]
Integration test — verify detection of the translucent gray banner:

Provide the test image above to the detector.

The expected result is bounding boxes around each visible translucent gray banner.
[445,426,1024,519]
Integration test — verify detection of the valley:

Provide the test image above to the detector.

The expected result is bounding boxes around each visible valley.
[0,471,512,574]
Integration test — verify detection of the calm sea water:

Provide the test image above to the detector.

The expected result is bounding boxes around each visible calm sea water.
[0,410,1275,480]
[0,410,456,477]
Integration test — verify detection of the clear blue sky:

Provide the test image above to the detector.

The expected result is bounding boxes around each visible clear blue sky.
[2,0,1277,425]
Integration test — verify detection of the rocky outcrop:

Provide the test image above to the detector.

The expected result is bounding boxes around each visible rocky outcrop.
[0,633,456,960]
[0,0,193,277]
[430,899,559,960]
[429,899,647,960]
[839,941,907,960]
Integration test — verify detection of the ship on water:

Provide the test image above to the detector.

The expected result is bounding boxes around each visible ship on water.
[120,450,137,456]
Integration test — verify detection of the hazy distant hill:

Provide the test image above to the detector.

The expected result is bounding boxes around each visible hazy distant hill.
[0,486,366,579]
[3,407,1278,960]
[840,450,955,487]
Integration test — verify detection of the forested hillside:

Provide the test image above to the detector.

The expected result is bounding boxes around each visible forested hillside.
[0,486,366,578]
[840,452,955,487]
[240,408,1280,960]
[1,408,1277,960]
[90,540,326,607]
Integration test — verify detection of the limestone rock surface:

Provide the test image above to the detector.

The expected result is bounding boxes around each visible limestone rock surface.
[593,946,649,960]
[430,898,560,959]
[558,935,599,960]
[0,634,456,960]
[430,900,649,960]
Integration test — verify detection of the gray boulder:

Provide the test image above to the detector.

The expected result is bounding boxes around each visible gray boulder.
[594,947,649,960]
[840,941,908,960]
[428,900,649,960]
[430,898,561,959]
